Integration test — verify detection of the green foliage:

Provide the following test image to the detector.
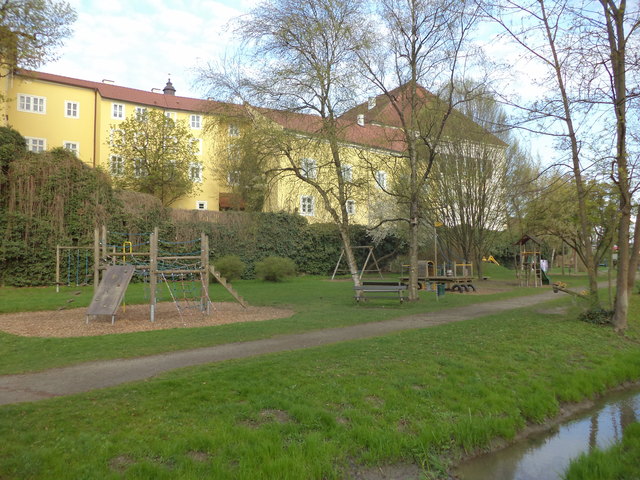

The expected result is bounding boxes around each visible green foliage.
[0,149,117,286]
[564,422,640,480]
[0,0,76,73]
[1,144,405,285]
[0,126,26,188]
[255,256,297,281]
[214,255,246,281]
[0,293,639,478]
[109,109,199,206]
[578,307,613,325]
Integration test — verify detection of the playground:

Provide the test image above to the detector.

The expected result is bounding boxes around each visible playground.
[0,301,293,338]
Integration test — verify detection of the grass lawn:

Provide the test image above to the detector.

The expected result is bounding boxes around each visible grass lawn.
[0,265,587,375]
[564,422,640,480]
[0,279,638,479]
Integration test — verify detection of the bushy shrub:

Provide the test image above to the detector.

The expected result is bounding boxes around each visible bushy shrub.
[255,256,297,282]
[214,255,246,281]
[578,308,613,325]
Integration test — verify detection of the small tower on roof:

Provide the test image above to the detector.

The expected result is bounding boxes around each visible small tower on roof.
[163,78,176,95]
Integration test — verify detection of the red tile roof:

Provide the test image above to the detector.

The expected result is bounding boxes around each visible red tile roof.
[15,70,233,114]
[18,70,504,152]
[342,83,508,147]
[259,108,408,153]
[342,83,437,129]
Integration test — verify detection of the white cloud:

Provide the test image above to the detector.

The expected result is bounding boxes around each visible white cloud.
[43,0,248,98]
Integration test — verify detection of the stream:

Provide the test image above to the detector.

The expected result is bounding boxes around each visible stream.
[454,386,640,480]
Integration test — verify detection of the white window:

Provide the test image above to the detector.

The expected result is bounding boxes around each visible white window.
[189,162,203,183]
[341,164,353,182]
[110,128,125,147]
[190,114,202,129]
[196,200,208,210]
[301,158,317,179]
[25,137,46,152]
[228,124,239,137]
[64,101,79,118]
[165,111,176,120]
[135,106,147,120]
[227,171,240,186]
[133,158,147,177]
[112,103,124,119]
[191,138,202,155]
[375,170,387,190]
[63,141,79,156]
[300,195,315,216]
[110,155,124,176]
[18,94,46,114]
[346,199,356,215]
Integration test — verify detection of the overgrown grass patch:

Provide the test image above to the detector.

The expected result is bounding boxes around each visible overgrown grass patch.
[0,294,638,479]
[563,422,640,480]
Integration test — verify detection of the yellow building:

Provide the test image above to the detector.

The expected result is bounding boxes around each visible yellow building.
[1,69,240,211]
[0,70,506,223]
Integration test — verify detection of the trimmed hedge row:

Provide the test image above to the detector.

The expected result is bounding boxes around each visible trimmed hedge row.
[0,141,404,285]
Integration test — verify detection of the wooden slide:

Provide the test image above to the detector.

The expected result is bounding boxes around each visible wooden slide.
[86,265,135,324]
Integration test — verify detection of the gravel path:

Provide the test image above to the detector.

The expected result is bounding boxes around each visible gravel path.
[0,289,564,406]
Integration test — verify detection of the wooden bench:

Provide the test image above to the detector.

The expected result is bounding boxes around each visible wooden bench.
[354,281,408,303]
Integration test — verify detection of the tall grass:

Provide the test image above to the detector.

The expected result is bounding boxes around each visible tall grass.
[0,295,638,479]
[564,423,640,480]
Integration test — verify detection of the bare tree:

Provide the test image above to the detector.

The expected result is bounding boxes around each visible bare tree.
[357,0,484,300]
[481,0,640,329]
[427,84,516,278]
[198,0,373,289]
[597,0,640,329]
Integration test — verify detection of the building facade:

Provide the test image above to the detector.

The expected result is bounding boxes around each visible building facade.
[1,70,507,225]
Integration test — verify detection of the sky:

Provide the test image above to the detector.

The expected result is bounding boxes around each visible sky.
[42,0,256,99]
[40,0,558,161]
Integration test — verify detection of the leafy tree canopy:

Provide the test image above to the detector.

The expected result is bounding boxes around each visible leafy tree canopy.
[0,0,76,73]
[109,109,200,207]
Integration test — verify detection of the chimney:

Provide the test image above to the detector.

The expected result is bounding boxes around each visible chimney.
[357,114,365,126]
[163,78,176,95]
[368,96,376,110]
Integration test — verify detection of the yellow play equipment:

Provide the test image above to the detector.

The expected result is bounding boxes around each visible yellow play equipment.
[482,255,500,265]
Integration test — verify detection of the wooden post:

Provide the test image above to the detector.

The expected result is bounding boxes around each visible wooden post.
[149,227,158,322]
[434,225,438,278]
[56,245,61,293]
[100,225,107,261]
[201,232,210,314]
[93,226,100,293]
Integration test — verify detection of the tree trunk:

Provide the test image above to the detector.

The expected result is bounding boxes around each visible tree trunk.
[601,0,630,331]
[408,201,420,301]
[627,208,639,290]
[338,225,361,291]
[541,1,600,305]
[612,204,631,331]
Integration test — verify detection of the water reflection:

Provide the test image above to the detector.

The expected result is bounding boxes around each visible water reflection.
[455,388,640,480]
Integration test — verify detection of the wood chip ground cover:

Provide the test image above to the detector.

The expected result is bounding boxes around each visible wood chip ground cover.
[0,302,294,338]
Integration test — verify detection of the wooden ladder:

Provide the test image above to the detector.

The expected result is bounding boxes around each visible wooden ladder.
[209,266,248,308]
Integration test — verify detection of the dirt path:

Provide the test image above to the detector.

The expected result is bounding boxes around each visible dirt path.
[0,289,564,406]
